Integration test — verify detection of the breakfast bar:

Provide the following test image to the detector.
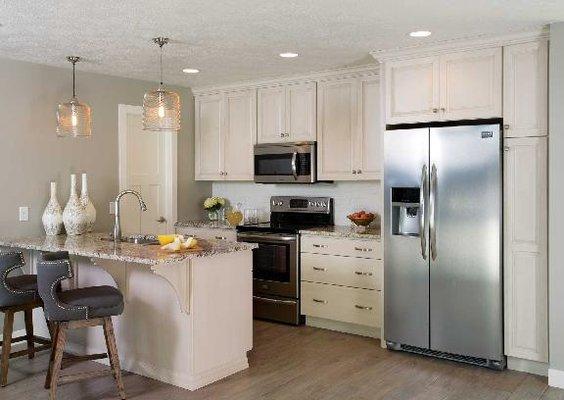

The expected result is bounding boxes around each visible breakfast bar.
[0,233,256,390]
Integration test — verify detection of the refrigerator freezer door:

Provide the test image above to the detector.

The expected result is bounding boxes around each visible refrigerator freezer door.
[384,128,430,348]
[429,124,502,361]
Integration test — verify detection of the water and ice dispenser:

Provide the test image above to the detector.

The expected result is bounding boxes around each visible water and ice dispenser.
[391,187,421,236]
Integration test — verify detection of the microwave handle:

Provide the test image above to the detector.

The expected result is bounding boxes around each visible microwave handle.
[291,152,298,180]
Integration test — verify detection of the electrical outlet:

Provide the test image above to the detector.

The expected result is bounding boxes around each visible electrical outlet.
[19,206,29,222]
[109,201,116,215]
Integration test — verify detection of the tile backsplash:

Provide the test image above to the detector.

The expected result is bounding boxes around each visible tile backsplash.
[212,181,381,226]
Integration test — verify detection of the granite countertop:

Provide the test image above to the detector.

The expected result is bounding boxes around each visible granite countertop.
[174,221,237,230]
[0,233,256,266]
[300,225,381,240]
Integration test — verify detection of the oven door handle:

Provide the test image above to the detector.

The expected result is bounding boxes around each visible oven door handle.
[291,152,298,180]
[237,233,298,243]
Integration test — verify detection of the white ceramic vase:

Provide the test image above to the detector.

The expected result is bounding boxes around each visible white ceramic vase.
[63,174,88,236]
[41,181,63,236]
[80,173,96,232]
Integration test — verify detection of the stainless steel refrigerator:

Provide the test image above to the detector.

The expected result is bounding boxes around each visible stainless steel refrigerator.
[384,123,504,369]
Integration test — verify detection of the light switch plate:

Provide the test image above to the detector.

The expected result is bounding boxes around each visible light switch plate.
[19,206,29,222]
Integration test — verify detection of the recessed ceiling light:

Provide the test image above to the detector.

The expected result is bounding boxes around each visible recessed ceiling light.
[409,30,432,38]
[279,52,299,58]
[182,68,199,74]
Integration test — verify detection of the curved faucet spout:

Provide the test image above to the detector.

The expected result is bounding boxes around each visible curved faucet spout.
[113,189,147,242]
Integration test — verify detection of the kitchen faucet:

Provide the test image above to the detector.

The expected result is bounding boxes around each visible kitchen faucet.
[113,189,147,242]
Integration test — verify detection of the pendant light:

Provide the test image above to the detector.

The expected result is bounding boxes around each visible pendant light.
[56,56,92,138]
[143,37,181,132]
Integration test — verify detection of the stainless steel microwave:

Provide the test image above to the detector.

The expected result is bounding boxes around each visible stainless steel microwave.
[254,142,316,183]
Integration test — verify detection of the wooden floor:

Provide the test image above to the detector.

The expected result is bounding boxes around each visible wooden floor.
[2,320,563,400]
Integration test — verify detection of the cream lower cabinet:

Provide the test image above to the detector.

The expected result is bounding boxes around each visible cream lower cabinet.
[300,235,383,338]
[195,89,256,181]
[317,73,382,180]
[175,226,237,242]
[504,136,548,363]
[385,47,502,124]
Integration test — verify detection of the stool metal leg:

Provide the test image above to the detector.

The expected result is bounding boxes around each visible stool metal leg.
[24,309,35,359]
[1,310,14,387]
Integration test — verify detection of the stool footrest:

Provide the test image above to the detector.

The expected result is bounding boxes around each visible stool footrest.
[62,352,107,368]
[58,368,113,385]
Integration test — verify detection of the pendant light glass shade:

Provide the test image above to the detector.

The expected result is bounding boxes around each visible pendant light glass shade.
[57,56,92,138]
[143,37,181,132]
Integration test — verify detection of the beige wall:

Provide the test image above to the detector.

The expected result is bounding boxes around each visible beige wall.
[0,57,210,237]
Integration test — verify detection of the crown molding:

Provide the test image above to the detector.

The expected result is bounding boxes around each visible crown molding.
[370,27,549,62]
[192,64,380,96]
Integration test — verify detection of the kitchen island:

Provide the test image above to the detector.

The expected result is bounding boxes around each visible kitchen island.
[0,233,256,390]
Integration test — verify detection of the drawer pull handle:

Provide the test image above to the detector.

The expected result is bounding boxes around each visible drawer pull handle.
[354,271,373,276]
[313,244,328,248]
[215,236,227,240]
[354,247,373,252]
[355,305,373,311]
[313,298,328,304]
[313,267,327,272]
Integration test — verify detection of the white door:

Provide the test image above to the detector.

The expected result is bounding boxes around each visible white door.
[317,79,356,180]
[504,136,548,362]
[503,40,548,138]
[440,47,502,120]
[257,86,286,143]
[118,105,177,235]
[223,89,256,180]
[286,82,316,142]
[385,56,440,124]
[355,76,382,180]
[195,94,224,180]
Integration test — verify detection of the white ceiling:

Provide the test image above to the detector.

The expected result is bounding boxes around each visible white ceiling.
[0,0,562,88]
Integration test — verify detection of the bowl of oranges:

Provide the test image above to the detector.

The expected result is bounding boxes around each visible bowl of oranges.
[347,211,376,232]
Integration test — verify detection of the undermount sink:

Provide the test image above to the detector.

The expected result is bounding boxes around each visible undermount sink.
[100,234,159,245]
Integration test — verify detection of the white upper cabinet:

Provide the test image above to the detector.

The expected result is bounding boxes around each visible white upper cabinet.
[384,47,502,124]
[257,86,285,143]
[503,40,548,138]
[317,73,382,181]
[223,89,256,180]
[440,47,502,120]
[195,94,224,180]
[195,89,256,181]
[385,56,440,124]
[258,82,316,143]
[504,136,548,362]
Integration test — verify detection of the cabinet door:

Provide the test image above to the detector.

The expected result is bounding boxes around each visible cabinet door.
[257,86,286,143]
[195,95,224,180]
[440,47,502,120]
[317,79,356,180]
[286,82,317,141]
[504,137,548,362]
[223,90,256,180]
[355,76,382,180]
[384,56,440,124]
[503,40,548,138]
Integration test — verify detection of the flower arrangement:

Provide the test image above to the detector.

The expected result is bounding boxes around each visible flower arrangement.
[203,196,225,212]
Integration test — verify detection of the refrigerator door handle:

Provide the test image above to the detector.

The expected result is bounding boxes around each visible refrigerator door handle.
[430,163,437,261]
[419,165,428,260]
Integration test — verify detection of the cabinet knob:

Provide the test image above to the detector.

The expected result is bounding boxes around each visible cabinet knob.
[156,216,166,223]
[503,124,510,130]
[440,107,446,112]
[358,170,362,174]
[504,146,510,152]
[352,170,357,174]
[432,108,439,113]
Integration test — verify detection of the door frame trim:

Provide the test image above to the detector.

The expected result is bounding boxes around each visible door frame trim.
[118,104,177,232]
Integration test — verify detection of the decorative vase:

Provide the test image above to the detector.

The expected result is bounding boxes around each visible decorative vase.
[63,174,88,236]
[207,210,219,222]
[80,173,96,232]
[41,181,63,236]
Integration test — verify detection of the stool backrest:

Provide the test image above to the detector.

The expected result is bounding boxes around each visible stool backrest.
[37,252,87,321]
[0,251,35,307]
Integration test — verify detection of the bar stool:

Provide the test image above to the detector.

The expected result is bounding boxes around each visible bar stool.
[37,252,126,400]
[0,251,51,387]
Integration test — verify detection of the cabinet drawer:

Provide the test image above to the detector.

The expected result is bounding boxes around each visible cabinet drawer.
[175,227,237,242]
[301,235,381,259]
[301,253,382,290]
[301,282,381,327]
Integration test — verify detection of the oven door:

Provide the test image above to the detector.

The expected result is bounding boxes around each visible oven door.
[254,143,316,183]
[237,232,299,298]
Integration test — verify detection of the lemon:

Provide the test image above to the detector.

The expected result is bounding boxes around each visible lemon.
[158,234,177,246]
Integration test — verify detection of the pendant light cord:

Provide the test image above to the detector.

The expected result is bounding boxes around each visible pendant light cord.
[72,60,76,98]
[160,43,164,86]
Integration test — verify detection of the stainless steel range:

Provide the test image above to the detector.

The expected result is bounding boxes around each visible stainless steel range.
[237,196,333,325]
